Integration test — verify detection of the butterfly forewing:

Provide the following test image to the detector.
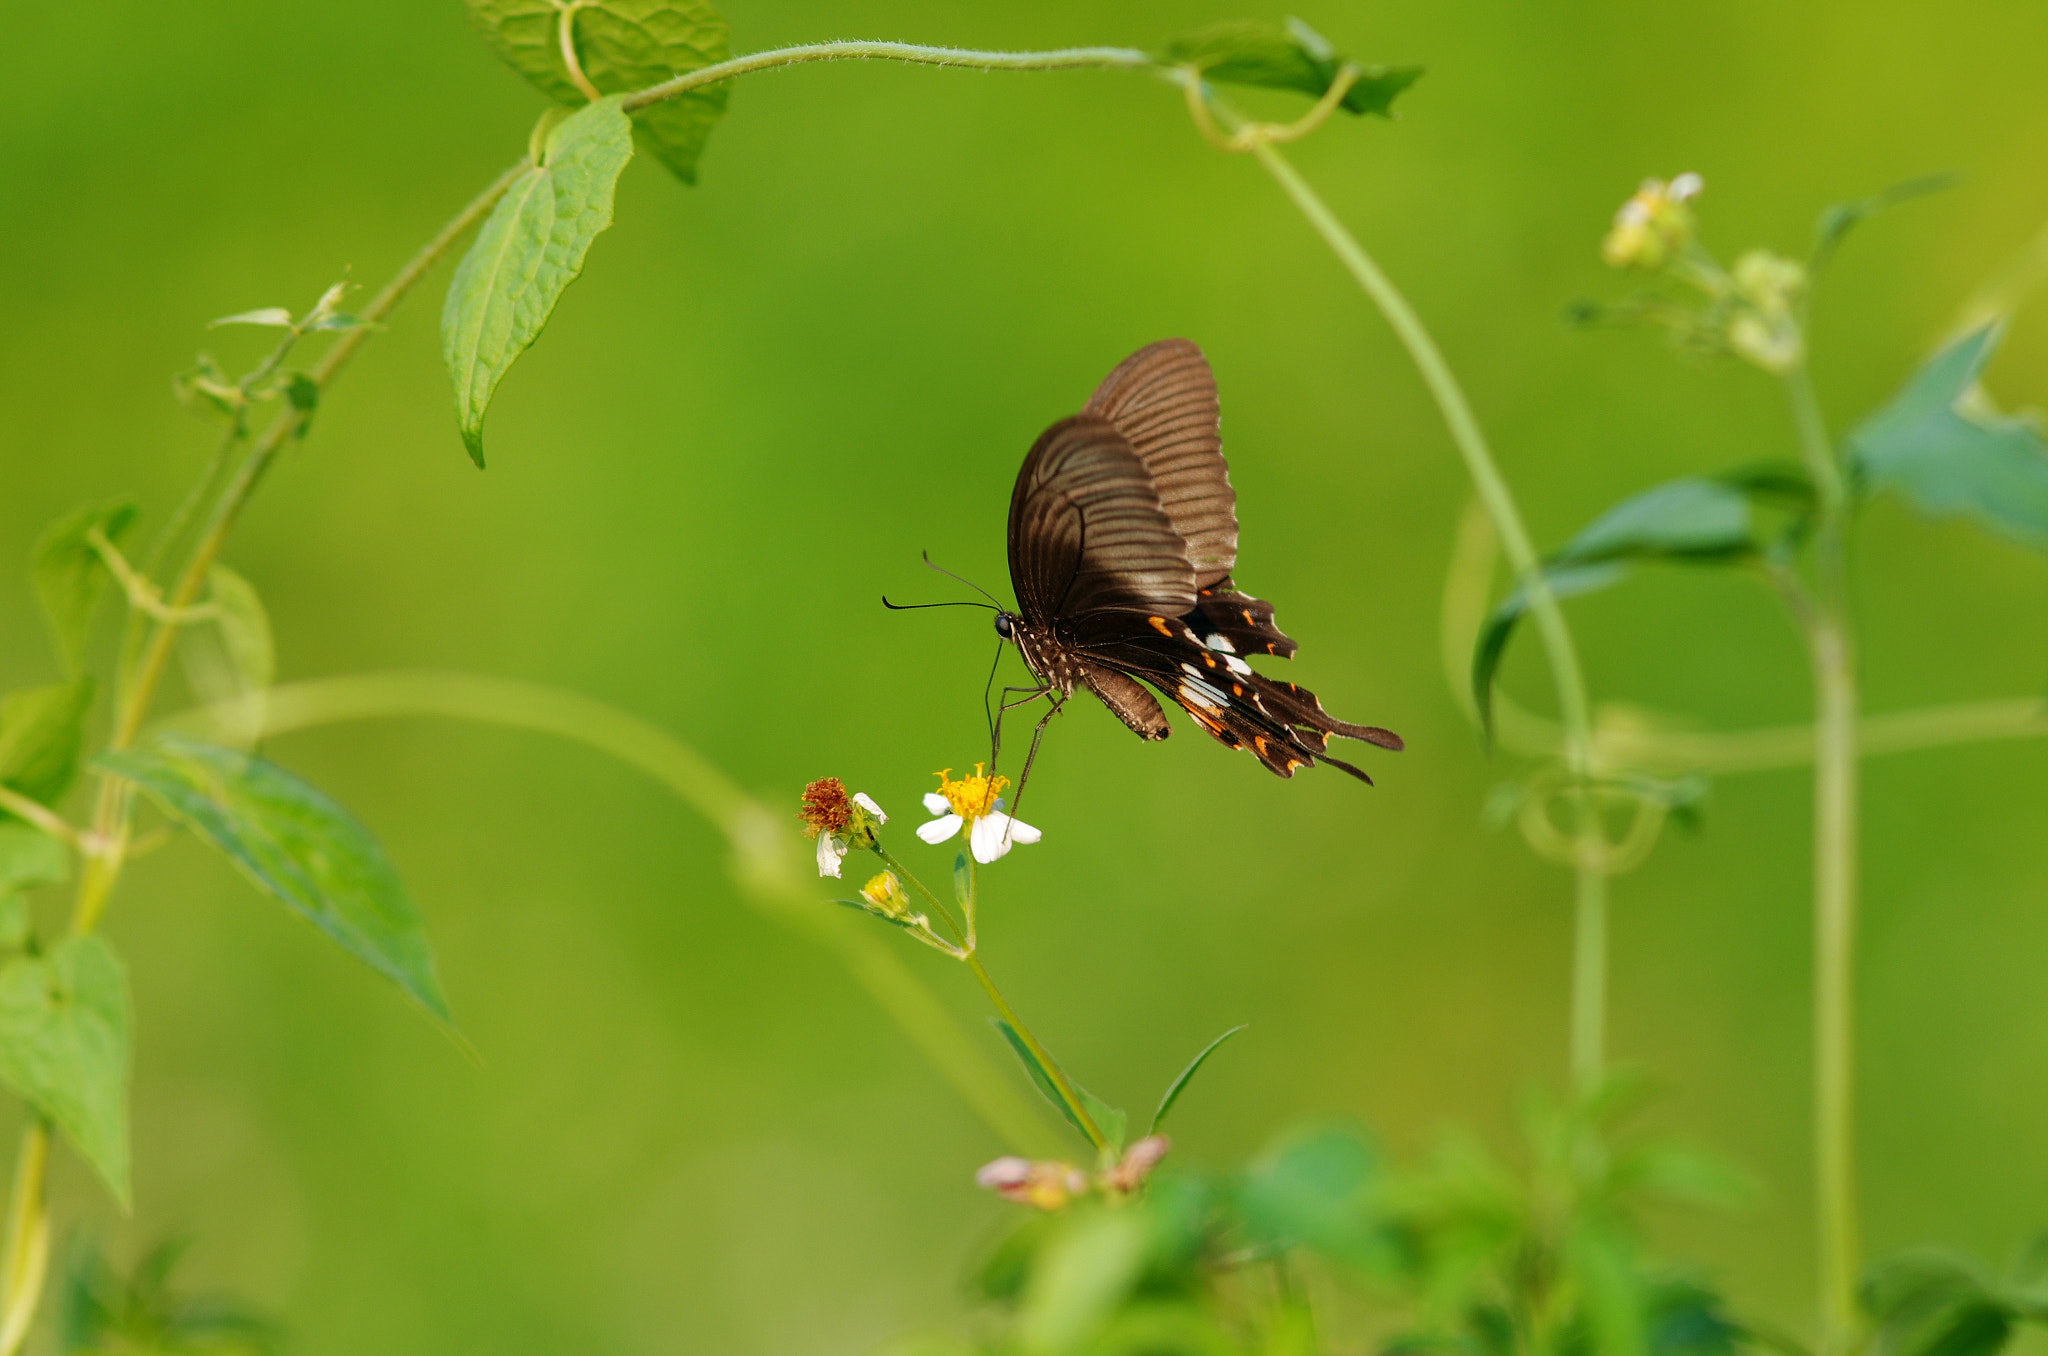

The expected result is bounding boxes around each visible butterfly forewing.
[1007,415,1195,626]
[1084,339,1238,587]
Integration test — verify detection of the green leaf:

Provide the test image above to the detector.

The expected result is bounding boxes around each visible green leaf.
[0,935,131,1205]
[1470,473,1807,741]
[465,0,731,183]
[33,500,137,671]
[0,824,66,951]
[441,96,635,467]
[1149,1024,1245,1135]
[992,1018,1126,1154]
[1849,325,2048,551]
[1236,1123,1385,1268]
[1158,19,1422,117]
[96,736,452,1024]
[1810,174,1955,278]
[952,852,970,911]
[181,565,277,750]
[0,679,95,813]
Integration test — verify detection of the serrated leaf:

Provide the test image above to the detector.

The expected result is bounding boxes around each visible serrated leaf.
[992,1018,1125,1154]
[1158,19,1422,117]
[96,737,451,1024]
[208,308,294,328]
[0,680,94,814]
[1149,1024,1245,1135]
[1850,325,2048,551]
[0,936,131,1205]
[33,501,138,672]
[1471,475,1803,741]
[466,0,731,183]
[441,96,634,466]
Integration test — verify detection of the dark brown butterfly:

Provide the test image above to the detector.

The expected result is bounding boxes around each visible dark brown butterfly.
[990,338,1403,788]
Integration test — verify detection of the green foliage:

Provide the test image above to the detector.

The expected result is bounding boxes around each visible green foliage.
[97,737,452,1025]
[0,823,66,951]
[34,501,137,673]
[1849,325,2048,550]
[992,1018,1126,1155]
[1471,472,1810,737]
[59,1238,279,1355]
[0,936,131,1205]
[1236,1123,1386,1268]
[1158,18,1422,116]
[0,679,95,815]
[953,851,971,912]
[1860,1237,2048,1356]
[441,96,635,466]
[1149,1024,1244,1135]
[465,0,731,183]
[179,565,275,749]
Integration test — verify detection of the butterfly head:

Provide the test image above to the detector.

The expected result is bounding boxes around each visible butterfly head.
[993,611,1019,642]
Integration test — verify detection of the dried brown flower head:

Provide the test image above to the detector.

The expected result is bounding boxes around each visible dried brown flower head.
[798,777,854,838]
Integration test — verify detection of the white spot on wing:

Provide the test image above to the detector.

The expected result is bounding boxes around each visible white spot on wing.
[1221,653,1252,676]
[1177,682,1219,711]
[1204,633,1237,654]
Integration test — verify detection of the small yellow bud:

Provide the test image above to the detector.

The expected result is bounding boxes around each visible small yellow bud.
[859,871,912,920]
[1601,175,1702,271]
[1726,249,1807,374]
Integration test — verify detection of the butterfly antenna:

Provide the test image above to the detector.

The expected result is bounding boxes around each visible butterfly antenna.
[880,597,997,611]
[920,550,1007,608]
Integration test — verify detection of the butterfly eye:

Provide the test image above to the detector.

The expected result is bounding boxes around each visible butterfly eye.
[994,612,1016,640]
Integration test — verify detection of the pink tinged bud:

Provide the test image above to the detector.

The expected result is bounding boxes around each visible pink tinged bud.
[1100,1134,1172,1192]
[976,1157,1033,1190]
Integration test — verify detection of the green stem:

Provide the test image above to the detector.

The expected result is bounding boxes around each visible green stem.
[1789,366,1860,1350]
[619,40,1154,114]
[964,950,1108,1153]
[1245,137,1609,1087]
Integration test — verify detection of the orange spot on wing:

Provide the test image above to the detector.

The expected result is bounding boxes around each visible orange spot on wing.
[1241,609,1257,627]
[1148,616,1173,637]
[1201,653,1216,668]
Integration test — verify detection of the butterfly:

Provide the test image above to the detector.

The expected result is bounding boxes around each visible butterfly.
[990,338,1403,787]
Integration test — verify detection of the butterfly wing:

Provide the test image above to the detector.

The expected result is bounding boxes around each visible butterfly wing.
[1084,339,1238,588]
[1083,623,1403,782]
[1007,414,1196,628]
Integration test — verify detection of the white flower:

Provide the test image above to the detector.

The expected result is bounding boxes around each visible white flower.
[817,832,851,878]
[916,764,1042,864]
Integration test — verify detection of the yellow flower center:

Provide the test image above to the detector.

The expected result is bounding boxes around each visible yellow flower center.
[935,763,1009,822]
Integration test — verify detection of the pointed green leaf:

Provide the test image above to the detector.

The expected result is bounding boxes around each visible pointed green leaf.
[0,679,94,814]
[991,1018,1125,1154]
[1850,325,2048,551]
[96,737,451,1024]
[441,96,634,466]
[0,935,131,1205]
[1470,473,1809,741]
[1158,19,1422,117]
[466,0,731,184]
[1810,174,1955,278]
[33,501,137,671]
[952,851,970,911]
[1149,1024,1245,1135]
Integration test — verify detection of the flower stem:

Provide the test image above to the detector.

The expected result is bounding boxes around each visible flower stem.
[1243,135,1610,1087]
[963,951,1109,1153]
[1788,365,1860,1351]
[871,844,966,947]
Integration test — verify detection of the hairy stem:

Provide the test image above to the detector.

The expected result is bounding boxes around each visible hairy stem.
[620,40,1154,113]
[1244,138,1610,1086]
[1789,366,1860,1349]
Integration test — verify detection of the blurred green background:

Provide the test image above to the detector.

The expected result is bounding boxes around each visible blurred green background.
[3,0,2046,1351]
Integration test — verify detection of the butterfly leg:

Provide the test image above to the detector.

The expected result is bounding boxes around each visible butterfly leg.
[1003,695,1066,835]
[989,684,1052,771]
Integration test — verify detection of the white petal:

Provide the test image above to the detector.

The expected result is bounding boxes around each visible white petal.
[970,815,1013,864]
[852,791,887,823]
[922,792,950,815]
[816,833,848,878]
[915,814,962,845]
[1004,815,1042,845]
